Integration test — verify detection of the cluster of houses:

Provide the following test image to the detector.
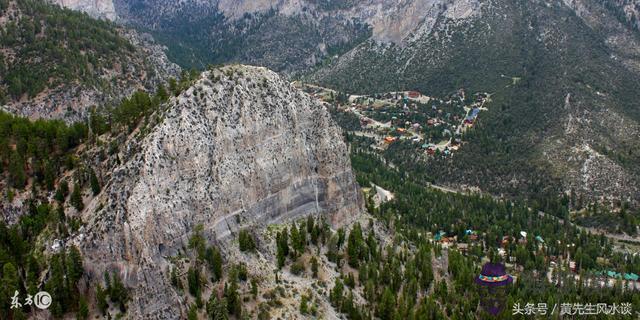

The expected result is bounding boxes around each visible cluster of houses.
[352,91,483,156]
[295,82,490,158]
[593,270,640,282]
[431,229,480,253]
[463,107,481,127]
[430,229,640,288]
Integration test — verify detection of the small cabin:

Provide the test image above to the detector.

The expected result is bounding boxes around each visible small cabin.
[408,91,421,99]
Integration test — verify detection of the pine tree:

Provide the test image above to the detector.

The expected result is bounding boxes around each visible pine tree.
[187,266,201,298]
[205,246,223,281]
[238,229,256,252]
[96,284,108,315]
[300,294,309,314]
[77,296,89,320]
[170,266,180,288]
[189,224,206,259]
[378,287,396,320]
[277,244,286,269]
[347,223,365,267]
[290,223,302,256]
[276,230,289,269]
[206,295,228,320]
[109,272,129,312]
[188,304,198,320]
[44,160,55,190]
[156,83,169,102]
[46,254,68,317]
[311,220,321,245]
[306,215,314,235]
[70,182,84,211]
[251,278,258,298]
[337,228,346,248]
[345,273,356,288]
[8,151,26,189]
[25,255,40,294]
[89,168,101,195]
[225,280,241,317]
[1,262,19,315]
[311,256,319,278]
[330,278,344,309]
[299,221,307,249]
[66,245,83,286]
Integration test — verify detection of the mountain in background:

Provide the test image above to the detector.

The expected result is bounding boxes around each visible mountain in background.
[45,0,640,206]
[0,0,180,122]
[47,0,481,72]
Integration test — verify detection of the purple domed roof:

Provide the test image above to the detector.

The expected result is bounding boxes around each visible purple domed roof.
[475,263,513,287]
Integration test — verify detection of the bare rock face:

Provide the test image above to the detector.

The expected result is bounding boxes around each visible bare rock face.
[51,0,117,20]
[78,65,362,319]
[215,0,481,42]
[59,0,480,42]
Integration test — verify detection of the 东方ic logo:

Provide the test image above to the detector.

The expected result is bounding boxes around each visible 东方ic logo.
[34,291,52,309]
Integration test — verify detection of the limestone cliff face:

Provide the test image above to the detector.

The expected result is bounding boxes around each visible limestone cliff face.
[51,0,117,20]
[77,65,362,318]
[55,0,479,42]
[214,0,480,42]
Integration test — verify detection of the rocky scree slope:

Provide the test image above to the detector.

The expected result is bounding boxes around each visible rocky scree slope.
[74,65,362,318]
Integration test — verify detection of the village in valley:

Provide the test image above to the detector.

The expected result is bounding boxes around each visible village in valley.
[296,81,640,293]
[294,82,489,158]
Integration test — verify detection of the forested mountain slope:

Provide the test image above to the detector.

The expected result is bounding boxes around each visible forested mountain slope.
[109,0,375,71]
[0,0,179,122]
[598,0,640,31]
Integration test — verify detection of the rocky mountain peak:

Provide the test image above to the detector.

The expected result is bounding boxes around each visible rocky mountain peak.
[77,65,362,318]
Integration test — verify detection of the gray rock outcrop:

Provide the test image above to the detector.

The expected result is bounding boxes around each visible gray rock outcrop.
[78,65,362,319]
[51,0,117,20]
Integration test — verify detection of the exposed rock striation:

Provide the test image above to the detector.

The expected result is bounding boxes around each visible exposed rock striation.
[77,65,362,318]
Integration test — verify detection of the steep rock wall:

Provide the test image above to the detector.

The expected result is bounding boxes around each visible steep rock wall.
[77,65,362,318]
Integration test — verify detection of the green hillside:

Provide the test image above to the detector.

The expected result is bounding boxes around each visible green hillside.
[0,0,135,102]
